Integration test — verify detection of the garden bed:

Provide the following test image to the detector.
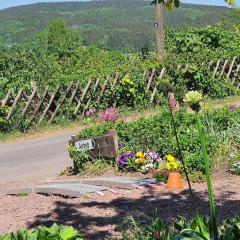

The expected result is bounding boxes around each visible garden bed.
[0,166,239,240]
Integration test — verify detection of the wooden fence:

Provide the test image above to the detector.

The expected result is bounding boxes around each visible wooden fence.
[1,57,239,127]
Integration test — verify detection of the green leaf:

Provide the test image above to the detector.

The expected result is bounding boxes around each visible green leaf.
[60,227,77,240]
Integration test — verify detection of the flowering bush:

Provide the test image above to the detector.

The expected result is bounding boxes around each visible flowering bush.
[184,90,203,112]
[85,108,96,117]
[99,107,117,123]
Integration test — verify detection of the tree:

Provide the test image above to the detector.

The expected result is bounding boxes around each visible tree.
[151,0,235,60]
[46,19,77,57]
[151,0,180,60]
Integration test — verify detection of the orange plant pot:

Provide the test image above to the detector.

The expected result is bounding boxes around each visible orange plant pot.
[166,172,183,190]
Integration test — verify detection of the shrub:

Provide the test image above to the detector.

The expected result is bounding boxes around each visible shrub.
[168,64,237,102]
[0,106,10,133]
[68,146,92,173]
[123,215,240,240]
[0,223,84,240]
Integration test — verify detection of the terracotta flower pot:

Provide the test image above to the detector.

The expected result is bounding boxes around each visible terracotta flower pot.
[166,172,183,190]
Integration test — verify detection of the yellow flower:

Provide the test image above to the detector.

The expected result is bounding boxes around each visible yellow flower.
[165,162,171,171]
[172,162,178,169]
[135,157,144,164]
[166,154,175,162]
[136,151,144,159]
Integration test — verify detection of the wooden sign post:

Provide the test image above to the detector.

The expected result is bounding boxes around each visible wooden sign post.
[69,129,119,161]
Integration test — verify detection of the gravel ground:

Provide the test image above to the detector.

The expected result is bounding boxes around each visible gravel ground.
[0,168,240,240]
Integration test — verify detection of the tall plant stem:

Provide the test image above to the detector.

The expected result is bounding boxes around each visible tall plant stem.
[167,95,199,217]
[196,113,218,240]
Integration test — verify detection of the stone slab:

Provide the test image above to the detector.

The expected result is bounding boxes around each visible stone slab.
[3,177,157,197]
[4,183,110,198]
[81,177,157,190]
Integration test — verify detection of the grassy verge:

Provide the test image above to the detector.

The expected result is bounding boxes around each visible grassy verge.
[1,96,239,143]
[0,106,163,143]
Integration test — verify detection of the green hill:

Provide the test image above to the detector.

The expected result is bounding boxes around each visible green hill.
[0,0,231,51]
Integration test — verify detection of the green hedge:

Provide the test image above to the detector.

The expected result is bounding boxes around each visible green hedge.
[74,107,240,173]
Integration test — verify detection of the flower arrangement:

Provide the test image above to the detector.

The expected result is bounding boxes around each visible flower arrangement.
[118,150,184,174]
[118,150,163,172]
[99,107,117,123]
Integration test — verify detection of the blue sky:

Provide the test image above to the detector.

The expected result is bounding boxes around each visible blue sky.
[0,0,239,9]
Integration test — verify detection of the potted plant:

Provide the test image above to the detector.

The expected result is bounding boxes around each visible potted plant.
[165,154,183,190]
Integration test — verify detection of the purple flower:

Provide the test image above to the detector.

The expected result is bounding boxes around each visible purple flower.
[118,153,129,166]
[147,151,162,162]
[118,149,138,166]
[229,104,236,111]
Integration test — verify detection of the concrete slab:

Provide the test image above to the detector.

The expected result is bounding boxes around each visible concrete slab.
[81,177,157,189]
[34,183,109,197]
[2,177,157,197]
[4,183,109,197]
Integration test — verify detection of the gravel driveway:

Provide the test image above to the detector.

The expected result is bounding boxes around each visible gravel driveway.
[0,168,239,240]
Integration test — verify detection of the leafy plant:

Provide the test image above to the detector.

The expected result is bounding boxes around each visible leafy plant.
[228,155,240,175]
[68,146,92,173]
[185,90,218,239]
[188,171,206,183]
[0,223,84,240]
[123,215,240,240]
[0,106,10,133]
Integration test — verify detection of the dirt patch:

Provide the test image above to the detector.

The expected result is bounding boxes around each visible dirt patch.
[0,169,239,240]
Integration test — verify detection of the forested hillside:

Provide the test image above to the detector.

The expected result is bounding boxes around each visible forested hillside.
[0,0,233,51]
[0,2,239,132]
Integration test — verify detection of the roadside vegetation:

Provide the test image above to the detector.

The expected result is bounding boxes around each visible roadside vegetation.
[0,1,240,239]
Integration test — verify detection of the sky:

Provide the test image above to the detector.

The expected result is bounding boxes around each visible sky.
[0,0,239,9]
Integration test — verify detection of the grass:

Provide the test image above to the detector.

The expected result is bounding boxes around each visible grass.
[203,95,240,109]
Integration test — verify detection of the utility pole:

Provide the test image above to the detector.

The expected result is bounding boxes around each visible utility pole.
[154,2,164,60]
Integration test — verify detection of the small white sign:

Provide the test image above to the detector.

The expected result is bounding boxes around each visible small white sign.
[75,139,95,151]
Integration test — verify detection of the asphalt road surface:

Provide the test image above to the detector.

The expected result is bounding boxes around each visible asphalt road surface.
[0,130,77,184]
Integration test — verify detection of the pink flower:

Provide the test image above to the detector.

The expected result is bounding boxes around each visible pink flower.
[99,107,117,123]
[169,93,175,110]
[153,231,161,238]
[85,108,96,117]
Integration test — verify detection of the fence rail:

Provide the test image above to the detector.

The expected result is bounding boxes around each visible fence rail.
[1,57,239,128]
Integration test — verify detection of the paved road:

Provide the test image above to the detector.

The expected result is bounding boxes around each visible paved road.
[0,130,77,184]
